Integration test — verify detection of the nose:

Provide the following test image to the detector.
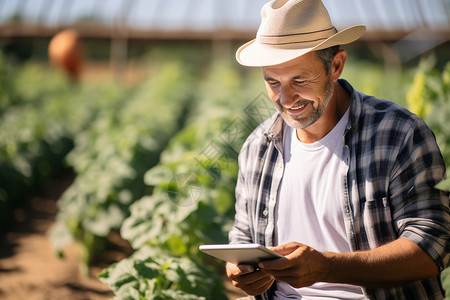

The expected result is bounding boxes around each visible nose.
[279,86,299,108]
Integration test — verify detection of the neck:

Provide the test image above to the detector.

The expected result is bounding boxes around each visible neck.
[296,81,350,143]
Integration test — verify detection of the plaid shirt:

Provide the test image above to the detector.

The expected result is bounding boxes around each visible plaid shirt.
[229,79,450,300]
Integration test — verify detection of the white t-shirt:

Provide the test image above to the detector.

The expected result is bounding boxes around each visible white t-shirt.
[274,108,364,299]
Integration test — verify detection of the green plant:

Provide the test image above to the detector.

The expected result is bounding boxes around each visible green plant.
[406,58,450,166]
[98,246,225,300]
[0,61,87,230]
[342,59,412,108]
[100,61,265,298]
[121,120,238,260]
[436,170,450,300]
[442,263,450,300]
[48,60,196,266]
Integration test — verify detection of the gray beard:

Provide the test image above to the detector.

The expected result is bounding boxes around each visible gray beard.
[277,77,334,130]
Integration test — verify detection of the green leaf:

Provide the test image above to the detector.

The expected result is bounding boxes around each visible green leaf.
[436,176,450,192]
[166,236,188,256]
[134,259,161,280]
[144,165,173,186]
[441,267,450,300]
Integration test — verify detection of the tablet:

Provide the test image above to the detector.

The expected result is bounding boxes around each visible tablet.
[199,243,282,265]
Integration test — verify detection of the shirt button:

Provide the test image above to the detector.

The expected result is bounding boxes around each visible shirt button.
[263,209,268,216]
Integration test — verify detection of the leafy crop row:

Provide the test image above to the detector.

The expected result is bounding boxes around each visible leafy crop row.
[48,61,197,266]
[0,55,100,230]
[98,63,271,298]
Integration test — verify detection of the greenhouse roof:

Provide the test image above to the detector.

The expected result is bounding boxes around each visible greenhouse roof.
[0,0,449,40]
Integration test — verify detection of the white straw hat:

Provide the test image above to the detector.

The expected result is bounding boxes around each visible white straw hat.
[236,0,366,67]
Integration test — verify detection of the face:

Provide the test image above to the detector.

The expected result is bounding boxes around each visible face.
[263,52,334,130]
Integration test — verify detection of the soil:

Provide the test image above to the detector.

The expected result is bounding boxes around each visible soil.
[0,173,115,300]
[0,173,247,300]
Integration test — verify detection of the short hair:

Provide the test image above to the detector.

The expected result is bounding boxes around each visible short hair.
[315,45,341,74]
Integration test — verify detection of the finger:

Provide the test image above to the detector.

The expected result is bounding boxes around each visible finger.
[234,272,275,295]
[270,242,302,256]
[245,276,275,296]
[258,257,291,270]
[235,268,273,286]
[226,262,255,279]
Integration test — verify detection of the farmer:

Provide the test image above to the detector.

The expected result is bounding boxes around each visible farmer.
[227,0,450,299]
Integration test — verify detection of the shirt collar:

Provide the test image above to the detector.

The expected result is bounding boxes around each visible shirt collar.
[338,79,361,136]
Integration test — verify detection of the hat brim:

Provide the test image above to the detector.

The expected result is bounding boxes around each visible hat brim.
[236,25,366,67]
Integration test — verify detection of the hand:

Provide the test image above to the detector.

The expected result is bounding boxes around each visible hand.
[258,242,328,288]
[226,262,275,296]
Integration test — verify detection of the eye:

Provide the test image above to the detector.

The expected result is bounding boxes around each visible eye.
[266,80,279,87]
[294,80,306,85]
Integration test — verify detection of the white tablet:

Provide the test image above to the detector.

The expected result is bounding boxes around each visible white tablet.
[199,243,282,265]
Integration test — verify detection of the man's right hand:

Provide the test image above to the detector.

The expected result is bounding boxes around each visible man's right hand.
[226,262,275,296]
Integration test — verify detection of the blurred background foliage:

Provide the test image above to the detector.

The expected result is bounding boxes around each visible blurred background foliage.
[1,30,449,300]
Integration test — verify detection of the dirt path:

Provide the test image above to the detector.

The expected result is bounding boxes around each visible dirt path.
[0,174,113,300]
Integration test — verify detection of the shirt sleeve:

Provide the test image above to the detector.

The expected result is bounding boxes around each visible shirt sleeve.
[389,116,450,271]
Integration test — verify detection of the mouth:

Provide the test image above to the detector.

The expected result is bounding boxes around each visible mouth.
[286,101,310,115]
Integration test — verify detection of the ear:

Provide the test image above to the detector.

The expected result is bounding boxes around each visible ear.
[330,49,347,82]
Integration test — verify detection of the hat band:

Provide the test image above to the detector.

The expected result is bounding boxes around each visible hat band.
[257,26,337,45]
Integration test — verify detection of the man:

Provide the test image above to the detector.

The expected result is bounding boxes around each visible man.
[226,0,450,299]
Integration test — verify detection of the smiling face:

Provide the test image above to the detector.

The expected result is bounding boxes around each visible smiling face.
[263,51,335,131]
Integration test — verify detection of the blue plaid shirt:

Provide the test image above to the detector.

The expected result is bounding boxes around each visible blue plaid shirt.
[229,79,449,300]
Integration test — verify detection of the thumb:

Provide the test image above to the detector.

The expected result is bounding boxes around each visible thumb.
[270,242,302,256]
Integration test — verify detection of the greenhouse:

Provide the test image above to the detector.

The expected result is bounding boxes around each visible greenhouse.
[0,0,449,299]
